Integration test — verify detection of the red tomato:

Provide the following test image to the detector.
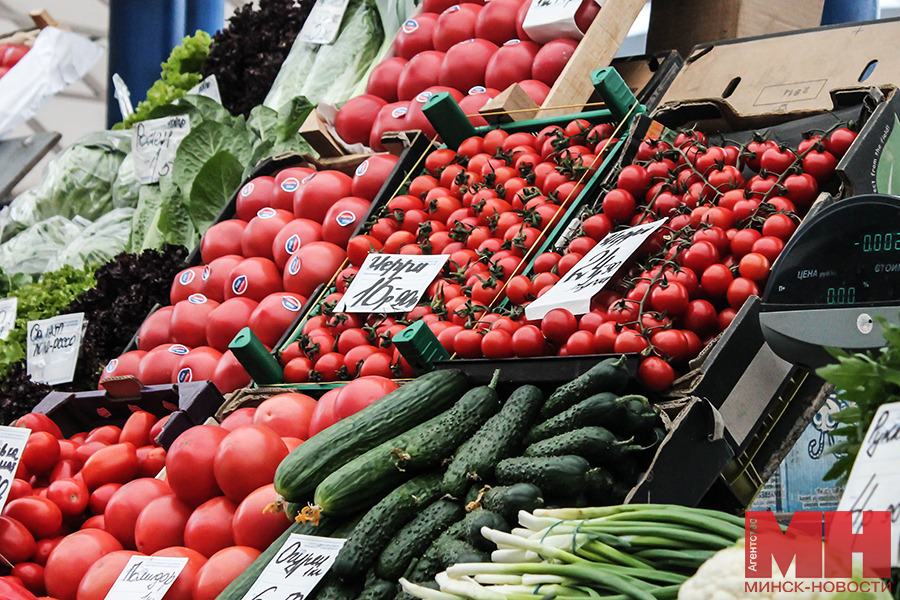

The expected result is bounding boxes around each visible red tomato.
[45,529,123,600]
[532,39,578,86]
[283,356,313,383]
[369,102,411,152]
[247,293,305,347]
[152,546,208,600]
[169,296,219,349]
[235,176,277,221]
[200,220,247,264]
[273,167,315,211]
[293,170,354,223]
[166,425,229,507]
[335,94,387,145]
[225,257,283,303]
[366,56,407,103]
[433,4,481,51]
[136,446,167,478]
[88,483,122,516]
[81,442,139,491]
[134,495,192,554]
[485,39,540,91]
[406,86,464,140]
[220,407,255,432]
[271,217,324,270]
[170,266,205,305]
[148,415,169,448]
[192,546,260,600]
[11,562,43,597]
[283,241,347,297]
[518,79,551,104]
[0,515,35,563]
[14,414,62,440]
[541,309,577,344]
[475,0,525,44]
[439,39,497,92]
[253,393,318,439]
[2,44,28,68]
[118,411,157,447]
[394,13,438,60]
[173,347,223,383]
[76,550,141,600]
[231,484,289,552]
[322,196,371,247]
[334,376,399,421]
[352,154,399,202]
[308,388,341,436]
[199,254,243,303]
[240,208,294,260]
[212,350,252,394]
[23,432,59,475]
[86,426,122,445]
[184,497,237,558]
[104,478,172,550]
[9,478,31,503]
[458,87,499,127]
[727,276,760,310]
[397,50,445,101]
[32,535,61,567]
[214,426,288,503]
[638,357,675,392]
[46,478,89,517]
[205,297,258,353]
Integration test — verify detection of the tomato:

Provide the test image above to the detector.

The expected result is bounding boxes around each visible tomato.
[802,148,837,183]
[117,411,157,448]
[271,218,323,271]
[171,295,219,351]
[283,357,313,383]
[166,425,229,507]
[184,497,237,559]
[250,393,316,440]
[137,446,167,478]
[214,426,288,504]
[217,409,253,435]
[133,495,192,555]
[80,442,138,491]
[726,277,760,310]
[238,208,293,262]
[510,324,546,357]
[477,329,510,359]
[681,299,718,336]
[234,483,292,553]
[191,546,260,600]
[601,189,636,223]
[235,176,277,221]
[225,257,283,303]
[22,432,59,475]
[738,252,771,281]
[366,56,407,103]
[335,94,387,145]
[11,563,43,597]
[88,484,122,516]
[614,329,649,354]
[565,330,597,355]
[10,478,31,503]
[273,167,315,211]
[370,101,411,152]
[334,376,399,421]
[322,196,371,247]
[32,536,61,567]
[649,281,689,316]
[14,414,62,439]
[136,306,174,352]
[434,4,481,51]
[170,266,206,306]
[212,350,250,395]
[397,51,445,101]
[308,388,341,436]
[244,293,304,348]
[730,228,762,257]
[104,478,172,549]
[0,516,35,563]
[638,357,675,392]
[46,478,88,518]
[518,79,551,104]
[823,127,857,158]
[352,155,399,203]
[204,297,257,353]
[532,38,578,86]
[759,146,796,175]
[394,13,438,60]
[750,235,785,263]
[474,0,525,45]
[540,308,577,344]
[762,213,797,242]
[76,550,141,600]
[437,38,496,93]
[293,170,354,224]
[283,241,347,298]
[679,240,720,275]
[200,220,247,264]
[45,529,123,600]
[484,39,540,91]
[701,263,734,298]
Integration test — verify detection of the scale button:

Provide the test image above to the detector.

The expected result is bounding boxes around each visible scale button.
[857,313,874,335]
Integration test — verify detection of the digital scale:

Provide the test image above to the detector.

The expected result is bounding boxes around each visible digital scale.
[760,194,900,368]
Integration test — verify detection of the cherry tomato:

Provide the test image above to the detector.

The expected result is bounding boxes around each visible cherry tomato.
[726,277,760,310]
[638,357,675,392]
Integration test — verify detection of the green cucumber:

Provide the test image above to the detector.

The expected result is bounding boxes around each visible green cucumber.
[375,499,465,580]
[274,369,469,501]
[539,356,629,420]
[523,426,642,466]
[464,509,510,552]
[332,471,444,580]
[526,394,654,444]
[480,483,544,524]
[315,380,501,515]
[584,466,616,505]
[442,384,543,497]
[495,455,590,498]
[436,538,490,566]
[310,574,364,600]
[358,579,398,600]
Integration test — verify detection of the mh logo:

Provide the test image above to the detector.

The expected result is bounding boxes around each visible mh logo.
[232,275,249,295]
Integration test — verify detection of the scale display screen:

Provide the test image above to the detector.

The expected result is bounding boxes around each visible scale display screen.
[762,195,900,309]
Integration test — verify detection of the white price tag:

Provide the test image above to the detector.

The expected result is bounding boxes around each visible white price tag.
[104,555,189,600]
[522,0,602,43]
[132,115,191,185]
[525,218,668,321]
[336,254,450,314]
[241,534,346,600]
[838,401,900,565]
[0,297,17,340]
[0,426,29,513]
[297,0,352,44]
[26,312,84,386]
[188,75,222,104]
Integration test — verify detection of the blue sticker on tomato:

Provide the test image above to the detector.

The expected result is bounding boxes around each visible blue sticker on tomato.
[188,293,207,304]
[232,275,249,295]
[285,234,301,254]
[177,367,193,383]
[280,177,300,192]
[105,359,118,374]
[336,211,356,227]
[241,182,254,197]
[402,19,419,33]
[169,345,190,355]
[178,270,195,286]
[288,256,302,276]
[282,296,302,311]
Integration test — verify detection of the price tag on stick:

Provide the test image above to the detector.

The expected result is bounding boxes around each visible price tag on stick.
[188,75,222,104]
[336,254,450,314]
[241,534,346,600]
[104,555,189,600]
[132,115,191,185]
[297,0,352,45]
[26,312,85,386]
[0,297,17,340]
[0,426,29,514]
[524,218,668,321]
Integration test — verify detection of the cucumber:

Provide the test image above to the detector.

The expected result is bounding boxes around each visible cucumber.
[464,509,510,552]
[539,356,629,420]
[436,538,490,566]
[526,394,653,444]
[274,370,469,501]
[358,579,398,600]
[495,455,590,498]
[310,574,364,600]
[481,483,544,524]
[442,385,543,497]
[584,466,616,505]
[523,426,642,466]
[376,499,465,580]
[314,380,501,515]
[332,471,444,580]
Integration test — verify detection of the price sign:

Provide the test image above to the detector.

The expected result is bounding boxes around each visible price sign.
[336,254,450,314]
[26,312,84,386]
[297,0,352,44]
[838,401,900,565]
[132,115,191,185]
[0,297,17,340]
[188,75,222,104]
[0,426,29,513]
[525,219,668,321]
[241,534,346,600]
[522,0,603,43]
[104,555,189,600]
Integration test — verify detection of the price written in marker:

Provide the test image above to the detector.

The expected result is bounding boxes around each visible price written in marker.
[0,297,17,340]
[26,312,85,386]
[104,555,189,600]
[132,115,191,184]
[188,75,222,104]
[241,534,346,600]
[336,254,451,314]
[297,0,352,44]
[0,426,29,514]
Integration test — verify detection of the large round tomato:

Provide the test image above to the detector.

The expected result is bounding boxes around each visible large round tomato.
[333,376,399,421]
[220,407,256,431]
[406,86,464,140]
[474,0,526,44]
[252,393,318,439]
[308,388,341,437]
[166,425,229,507]
[22,431,59,475]
[458,87,499,127]
[247,293,304,348]
[191,546,260,600]
[231,484,289,551]
[205,298,257,353]
[366,56,407,103]
[134,495,192,554]
[198,255,242,304]
[272,167,315,212]
[532,38,579,86]
[394,13,438,60]
[170,266,205,305]
[272,218,323,271]
[214,426,288,503]
[183,497,237,558]
[148,547,207,600]
[99,350,145,386]
[212,350,252,394]
[335,95,387,146]
[104,478,172,549]
[173,347,223,383]
[293,171,353,223]
[240,208,294,260]
[518,79,551,104]
[45,529,123,600]
[322,197,370,247]
[14,414,61,439]
[351,154,399,201]
[439,39,498,92]
[81,442,139,491]
[47,478,89,517]
[76,550,140,600]
[283,241,347,297]
[369,102,410,152]
[0,516,35,564]
[235,176,277,221]
[224,257,283,303]
[397,51,445,101]
[169,296,219,348]
[200,220,247,264]
[485,39,540,91]
[433,4,480,51]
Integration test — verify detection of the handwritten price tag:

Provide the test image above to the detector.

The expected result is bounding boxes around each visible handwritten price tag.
[241,534,346,600]
[26,312,84,386]
[525,219,668,321]
[838,401,900,565]
[188,75,222,104]
[104,555,189,600]
[132,115,191,185]
[336,254,450,314]
[0,297,17,340]
[297,0,352,44]
[0,426,29,513]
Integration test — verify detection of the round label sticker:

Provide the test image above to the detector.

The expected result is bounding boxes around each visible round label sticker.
[285,234,302,254]
[356,160,370,177]
[177,367,193,383]
[468,86,487,95]
[280,177,300,192]
[257,207,277,219]
[416,91,434,103]
[232,275,249,295]
[402,19,419,33]
[288,255,302,276]
[169,345,190,355]
[504,39,521,45]
[105,359,118,374]
[301,173,316,185]
[188,293,208,305]
[282,296,302,312]
[178,270,195,286]
[202,265,211,281]
[391,107,408,119]
[447,4,461,10]
[241,182,254,197]
[336,210,357,227]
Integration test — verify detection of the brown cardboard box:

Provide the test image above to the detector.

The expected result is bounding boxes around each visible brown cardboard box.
[646,0,825,59]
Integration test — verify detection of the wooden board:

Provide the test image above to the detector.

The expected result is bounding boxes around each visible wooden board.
[539,0,646,118]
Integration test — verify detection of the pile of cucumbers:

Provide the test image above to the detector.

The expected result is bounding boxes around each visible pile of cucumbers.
[217,356,664,600]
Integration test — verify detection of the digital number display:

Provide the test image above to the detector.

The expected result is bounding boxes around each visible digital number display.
[858,233,900,252]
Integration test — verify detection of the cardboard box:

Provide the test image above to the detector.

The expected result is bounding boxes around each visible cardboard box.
[646,0,825,60]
